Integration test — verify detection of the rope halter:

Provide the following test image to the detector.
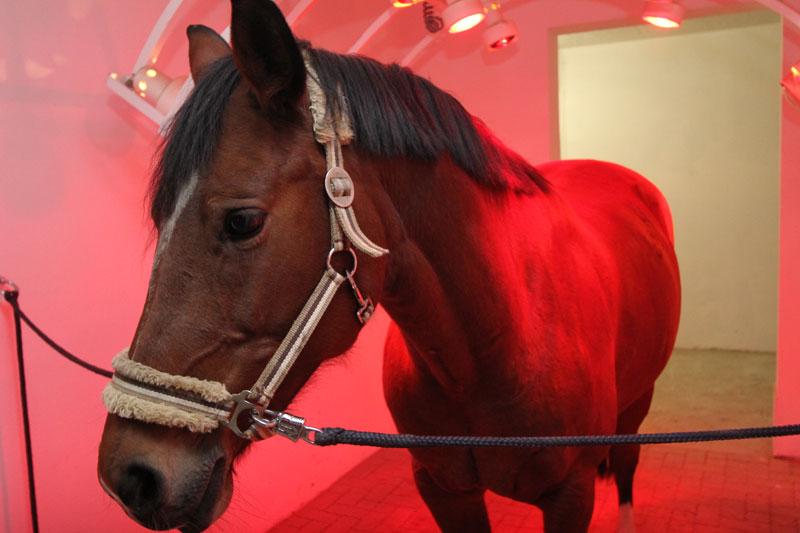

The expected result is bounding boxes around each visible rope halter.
[102,54,389,443]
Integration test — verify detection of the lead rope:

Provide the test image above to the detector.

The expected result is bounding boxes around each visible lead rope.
[313,424,800,448]
[5,278,800,449]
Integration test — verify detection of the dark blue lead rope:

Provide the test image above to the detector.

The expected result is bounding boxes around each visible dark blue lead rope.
[313,424,800,448]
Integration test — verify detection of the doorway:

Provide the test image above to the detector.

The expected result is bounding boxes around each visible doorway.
[557,9,781,352]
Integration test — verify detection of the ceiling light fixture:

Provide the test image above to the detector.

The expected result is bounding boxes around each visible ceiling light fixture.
[130,66,188,114]
[105,0,194,127]
[642,0,685,29]
[483,2,518,50]
[442,0,485,34]
[781,61,800,107]
[392,0,424,7]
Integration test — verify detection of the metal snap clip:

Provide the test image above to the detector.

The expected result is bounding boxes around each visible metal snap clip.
[263,409,321,444]
[325,167,355,208]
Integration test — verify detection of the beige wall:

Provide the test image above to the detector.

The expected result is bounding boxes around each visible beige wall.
[558,10,782,352]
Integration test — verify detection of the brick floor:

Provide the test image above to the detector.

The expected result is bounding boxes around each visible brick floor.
[269,445,800,532]
[269,350,800,531]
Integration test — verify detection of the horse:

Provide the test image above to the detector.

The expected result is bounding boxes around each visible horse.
[97,1,680,531]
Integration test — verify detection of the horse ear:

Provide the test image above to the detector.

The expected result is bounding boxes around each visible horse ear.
[187,25,231,81]
[230,0,305,113]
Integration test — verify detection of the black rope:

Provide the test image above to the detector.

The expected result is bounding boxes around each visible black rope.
[5,281,800,460]
[3,292,112,378]
[7,291,39,533]
[3,285,111,533]
[314,424,800,448]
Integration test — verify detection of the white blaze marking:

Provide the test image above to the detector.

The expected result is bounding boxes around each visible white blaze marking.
[153,172,199,267]
[146,172,200,296]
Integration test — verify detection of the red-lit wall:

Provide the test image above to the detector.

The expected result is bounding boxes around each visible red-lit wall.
[0,2,397,532]
[774,21,800,457]
[1,1,798,532]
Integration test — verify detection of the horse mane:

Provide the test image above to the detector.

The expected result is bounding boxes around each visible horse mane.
[304,44,548,196]
[150,56,241,228]
[150,44,548,228]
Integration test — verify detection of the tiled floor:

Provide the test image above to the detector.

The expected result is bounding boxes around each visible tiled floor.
[269,350,800,532]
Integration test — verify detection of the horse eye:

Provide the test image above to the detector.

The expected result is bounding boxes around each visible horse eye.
[224,209,265,240]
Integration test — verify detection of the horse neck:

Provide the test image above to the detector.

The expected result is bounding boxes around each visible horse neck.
[372,155,538,392]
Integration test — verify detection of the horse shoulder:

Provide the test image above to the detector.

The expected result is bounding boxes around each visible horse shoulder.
[536,159,681,409]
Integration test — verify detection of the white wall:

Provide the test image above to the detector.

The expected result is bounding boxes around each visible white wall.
[558,10,782,352]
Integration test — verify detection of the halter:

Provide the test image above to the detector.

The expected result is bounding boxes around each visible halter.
[102,55,389,442]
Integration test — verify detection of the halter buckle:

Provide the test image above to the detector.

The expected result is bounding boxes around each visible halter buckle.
[222,390,265,439]
[325,167,355,208]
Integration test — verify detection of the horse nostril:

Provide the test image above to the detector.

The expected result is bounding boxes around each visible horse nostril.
[117,462,165,516]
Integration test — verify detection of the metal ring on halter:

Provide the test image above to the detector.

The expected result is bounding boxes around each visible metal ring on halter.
[0,277,19,297]
[326,247,357,276]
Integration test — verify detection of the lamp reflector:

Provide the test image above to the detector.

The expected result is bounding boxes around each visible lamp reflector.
[156,75,188,114]
[783,62,800,107]
[442,0,485,34]
[642,1,684,29]
[132,66,171,106]
[484,18,518,49]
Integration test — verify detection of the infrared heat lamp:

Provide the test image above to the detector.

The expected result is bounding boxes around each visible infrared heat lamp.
[642,0,685,28]
[782,62,800,107]
[105,0,314,130]
[442,0,485,33]
[483,2,518,50]
[392,0,425,6]
[105,0,196,128]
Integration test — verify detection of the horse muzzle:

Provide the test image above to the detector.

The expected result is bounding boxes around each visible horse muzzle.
[98,416,235,532]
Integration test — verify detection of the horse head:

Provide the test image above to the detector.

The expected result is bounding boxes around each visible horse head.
[97,2,390,530]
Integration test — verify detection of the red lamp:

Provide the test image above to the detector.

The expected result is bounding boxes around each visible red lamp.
[483,2,518,50]
[642,0,685,29]
[781,62,800,107]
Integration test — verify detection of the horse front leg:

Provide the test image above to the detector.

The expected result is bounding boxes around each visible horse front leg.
[413,460,491,533]
[536,466,596,533]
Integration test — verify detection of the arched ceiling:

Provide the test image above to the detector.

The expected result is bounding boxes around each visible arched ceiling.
[108,0,800,159]
[144,0,799,79]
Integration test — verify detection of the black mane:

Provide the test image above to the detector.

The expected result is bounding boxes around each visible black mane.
[150,45,548,227]
[151,57,240,228]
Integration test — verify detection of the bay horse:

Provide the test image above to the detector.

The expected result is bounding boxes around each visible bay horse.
[97,1,680,531]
